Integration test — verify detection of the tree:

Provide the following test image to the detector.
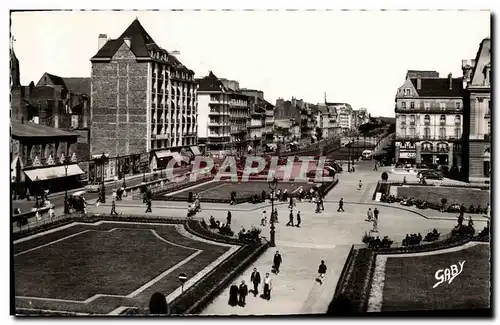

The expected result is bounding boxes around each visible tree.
[315,127,323,140]
[149,292,169,315]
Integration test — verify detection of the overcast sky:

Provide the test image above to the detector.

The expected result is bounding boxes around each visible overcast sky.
[10,10,490,117]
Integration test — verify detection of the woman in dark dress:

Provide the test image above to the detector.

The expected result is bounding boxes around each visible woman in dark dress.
[228,283,239,306]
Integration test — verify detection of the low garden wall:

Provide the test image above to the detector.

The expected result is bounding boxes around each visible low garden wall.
[331,233,488,315]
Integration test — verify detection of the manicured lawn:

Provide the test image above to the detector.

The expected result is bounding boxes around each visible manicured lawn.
[14,222,230,314]
[167,181,317,201]
[381,243,490,311]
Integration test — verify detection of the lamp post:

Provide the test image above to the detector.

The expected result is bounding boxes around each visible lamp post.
[268,177,278,247]
[100,152,106,204]
[64,155,70,214]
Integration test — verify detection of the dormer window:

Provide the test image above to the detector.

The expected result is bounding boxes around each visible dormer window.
[404,88,411,96]
[483,65,491,85]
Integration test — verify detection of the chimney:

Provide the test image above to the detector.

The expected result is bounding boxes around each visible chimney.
[98,34,107,51]
[448,73,452,90]
[123,37,131,48]
[417,78,421,90]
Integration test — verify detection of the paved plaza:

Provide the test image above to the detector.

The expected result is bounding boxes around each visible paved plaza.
[84,160,488,315]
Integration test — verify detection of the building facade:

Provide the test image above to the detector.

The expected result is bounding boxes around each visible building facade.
[90,19,197,180]
[394,72,465,168]
[10,41,91,177]
[11,119,84,197]
[461,38,491,183]
[197,72,236,153]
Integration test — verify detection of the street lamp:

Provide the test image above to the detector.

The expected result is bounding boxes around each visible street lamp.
[100,152,107,204]
[268,177,278,247]
[64,155,70,214]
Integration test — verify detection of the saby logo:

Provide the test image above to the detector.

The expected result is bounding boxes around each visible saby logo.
[433,260,466,288]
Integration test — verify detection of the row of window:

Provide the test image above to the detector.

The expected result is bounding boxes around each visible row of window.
[400,101,461,110]
[400,127,461,139]
[400,114,461,124]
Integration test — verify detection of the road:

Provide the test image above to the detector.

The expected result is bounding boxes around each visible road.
[11,168,190,214]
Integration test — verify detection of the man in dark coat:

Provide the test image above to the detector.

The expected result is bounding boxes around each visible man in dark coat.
[317,260,327,285]
[238,280,248,306]
[337,198,345,212]
[110,200,118,215]
[374,207,379,220]
[228,283,239,306]
[227,211,232,225]
[145,199,152,213]
[286,210,294,226]
[250,268,261,296]
[296,211,301,227]
[273,251,282,274]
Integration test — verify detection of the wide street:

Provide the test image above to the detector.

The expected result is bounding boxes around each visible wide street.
[84,159,488,315]
[11,167,190,214]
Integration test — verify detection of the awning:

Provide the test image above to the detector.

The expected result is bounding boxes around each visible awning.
[156,150,172,159]
[190,146,202,156]
[24,164,84,181]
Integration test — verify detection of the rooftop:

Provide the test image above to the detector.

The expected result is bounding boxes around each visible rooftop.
[91,19,193,73]
[410,77,465,97]
[11,119,79,139]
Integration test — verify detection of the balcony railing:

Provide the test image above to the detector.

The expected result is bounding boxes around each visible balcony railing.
[395,107,463,114]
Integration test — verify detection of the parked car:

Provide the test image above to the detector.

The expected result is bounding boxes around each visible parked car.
[421,170,444,180]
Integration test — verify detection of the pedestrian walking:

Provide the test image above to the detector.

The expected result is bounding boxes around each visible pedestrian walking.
[372,215,378,232]
[316,260,328,285]
[296,211,301,227]
[110,200,118,215]
[145,199,152,213]
[262,273,273,300]
[227,210,232,225]
[286,210,294,226]
[48,206,55,218]
[374,207,379,220]
[273,251,282,274]
[366,208,373,221]
[250,268,261,296]
[228,283,239,307]
[261,211,267,226]
[238,280,248,306]
[274,208,279,223]
[358,180,363,191]
[468,216,474,228]
[337,198,345,212]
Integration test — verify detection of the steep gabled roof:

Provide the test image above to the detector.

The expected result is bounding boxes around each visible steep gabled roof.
[197,71,229,92]
[39,73,90,95]
[91,19,194,74]
[410,78,465,97]
[92,19,153,59]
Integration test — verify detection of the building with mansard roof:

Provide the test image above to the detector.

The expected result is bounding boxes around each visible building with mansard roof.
[394,70,466,168]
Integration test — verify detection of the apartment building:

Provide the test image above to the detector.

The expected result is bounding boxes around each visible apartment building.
[394,71,465,167]
[461,38,491,183]
[90,19,198,179]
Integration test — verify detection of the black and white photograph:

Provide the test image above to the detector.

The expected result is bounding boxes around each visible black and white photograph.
[7,3,492,318]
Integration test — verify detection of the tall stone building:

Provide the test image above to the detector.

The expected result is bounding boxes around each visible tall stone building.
[394,71,465,168]
[90,19,197,180]
[461,38,491,183]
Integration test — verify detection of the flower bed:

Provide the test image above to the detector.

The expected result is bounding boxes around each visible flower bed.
[340,248,376,313]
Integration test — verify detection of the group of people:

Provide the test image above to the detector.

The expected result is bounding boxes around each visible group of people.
[402,233,422,246]
[367,236,393,249]
[365,207,379,232]
[209,214,234,236]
